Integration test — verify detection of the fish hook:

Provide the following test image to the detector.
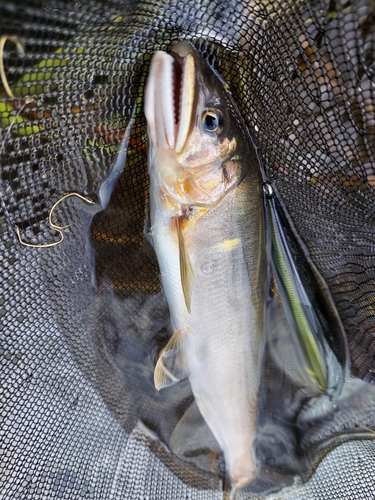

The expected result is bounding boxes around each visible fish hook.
[15,192,95,248]
[48,192,95,230]
[0,36,36,156]
[15,224,64,248]
[0,35,33,104]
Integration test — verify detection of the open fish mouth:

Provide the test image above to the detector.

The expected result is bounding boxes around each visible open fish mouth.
[145,42,239,207]
[144,43,197,154]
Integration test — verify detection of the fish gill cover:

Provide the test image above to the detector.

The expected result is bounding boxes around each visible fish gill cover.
[0,0,375,499]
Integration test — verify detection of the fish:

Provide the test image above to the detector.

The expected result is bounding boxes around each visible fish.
[265,186,328,392]
[144,41,266,489]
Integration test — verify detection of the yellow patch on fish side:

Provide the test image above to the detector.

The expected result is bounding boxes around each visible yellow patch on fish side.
[215,238,241,251]
[183,180,192,194]
[201,178,221,192]
[178,175,221,202]
[160,191,181,214]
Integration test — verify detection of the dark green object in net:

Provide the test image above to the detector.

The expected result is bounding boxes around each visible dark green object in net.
[1,0,375,498]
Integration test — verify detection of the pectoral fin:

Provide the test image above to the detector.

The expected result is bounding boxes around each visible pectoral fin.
[154,329,189,390]
[176,216,194,313]
[170,400,221,456]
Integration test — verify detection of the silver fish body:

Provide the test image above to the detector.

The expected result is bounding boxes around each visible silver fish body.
[145,42,266,487]
[186,176,263,484]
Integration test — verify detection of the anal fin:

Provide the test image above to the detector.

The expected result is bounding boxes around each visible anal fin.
[170,400,221,457]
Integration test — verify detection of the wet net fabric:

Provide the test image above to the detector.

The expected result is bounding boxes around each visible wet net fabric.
[1,0,375,498]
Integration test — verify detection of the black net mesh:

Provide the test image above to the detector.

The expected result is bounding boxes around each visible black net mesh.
[1,0,375,498]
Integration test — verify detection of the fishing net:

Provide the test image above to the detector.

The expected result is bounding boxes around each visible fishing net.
[1,0,375,498]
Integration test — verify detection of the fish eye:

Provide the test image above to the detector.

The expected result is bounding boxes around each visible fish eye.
[202,109,224,134]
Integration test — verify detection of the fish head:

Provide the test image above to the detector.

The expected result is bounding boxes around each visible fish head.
[145,42,248,209]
